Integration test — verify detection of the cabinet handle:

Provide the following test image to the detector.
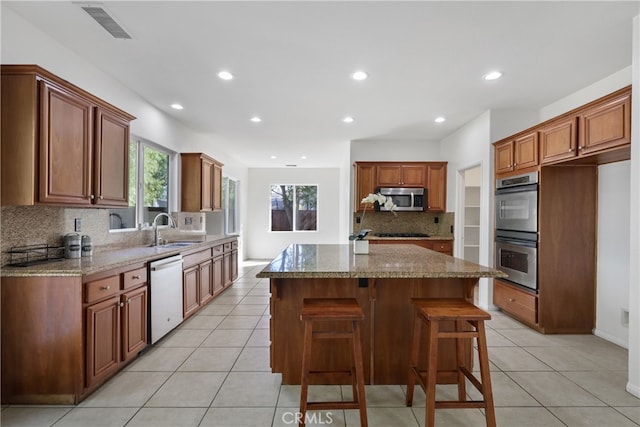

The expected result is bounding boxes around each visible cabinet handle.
[90,194,95,200]
[514,162,517,166]
[508,298,515,302]
[568,148,572,152]
[126,299,131,305]
[100,285,111,291]
[99,195,104,200]
[132,275,141,280]
[119,302,124,307]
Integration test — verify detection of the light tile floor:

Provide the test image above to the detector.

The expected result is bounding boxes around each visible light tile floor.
[2,260,639,426]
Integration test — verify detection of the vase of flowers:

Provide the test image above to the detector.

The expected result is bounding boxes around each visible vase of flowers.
[350,193,397,254]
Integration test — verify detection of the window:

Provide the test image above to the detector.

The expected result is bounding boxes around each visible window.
[270,185,317,231]
[109,137,173,231]
[223,176,239,235]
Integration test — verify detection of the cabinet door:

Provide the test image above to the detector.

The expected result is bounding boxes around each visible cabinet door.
[231,249,239,282]
[376,165,402,186]
[94,108,130,207]
[494,140,514,175]
[201,157,214,211]
[212,255,224,295]
[121,286,148,362]
[213,163,223,211]
[86,296,120,387]
[354,163,376,211]
[430,240,453,255]
[514,132,538,170]
[39,80,94,205]
[539,117,577,164]
[199,259,214,305]
[426,163,446,212]
[183,265,200,318]
[400,165,426,186]
[579,92,631,155]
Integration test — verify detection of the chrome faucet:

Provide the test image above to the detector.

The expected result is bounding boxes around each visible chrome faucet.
[152,213,177,246]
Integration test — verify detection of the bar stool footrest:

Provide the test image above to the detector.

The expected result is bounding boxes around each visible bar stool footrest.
[307,402,362,411]
[436,401,487,409]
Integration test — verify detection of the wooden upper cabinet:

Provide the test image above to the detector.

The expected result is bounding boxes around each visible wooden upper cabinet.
[495,132,538,176]
[514,132,538,170]
[354,161,446,212]
[377,164,426,187]
[579,90,631,155]
[1,65,135,207]
[39,80,94,206]
[180,153,224,212]
[494,140,515,175]
[426,163,447,212]
[539,117,577,164]
[354,163,376,211]
[94,108,130,206]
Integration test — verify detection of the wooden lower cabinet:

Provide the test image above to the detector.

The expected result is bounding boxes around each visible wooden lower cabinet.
[84,265,149,390]
[493,280,537,326]
[183,264,201,319]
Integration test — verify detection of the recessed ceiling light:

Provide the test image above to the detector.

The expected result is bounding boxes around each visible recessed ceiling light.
[218,70,234,80]
[351,71,368,81]
[343,116,355,123]
[301,156,307,160]
[434,116,446,123]
[483,71,503,81]
[171,103,184,110]
[250,116,262,123]
[270,155,277,159]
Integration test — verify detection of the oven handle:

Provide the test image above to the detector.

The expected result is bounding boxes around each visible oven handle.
[495,183,538,195]
[495,237,537,248]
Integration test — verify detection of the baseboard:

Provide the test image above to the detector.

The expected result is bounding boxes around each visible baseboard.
[593,328,629,349]
[626,381,640,399]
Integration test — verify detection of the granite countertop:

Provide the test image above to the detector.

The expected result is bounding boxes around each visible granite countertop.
[1,234,238,278]
[256,243,506,279]
[366,235,454,241]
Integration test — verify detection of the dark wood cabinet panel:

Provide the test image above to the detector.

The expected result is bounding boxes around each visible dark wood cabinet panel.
[86,296,120,388]
[180,153,224,212]
[1,65,134,207]
[199,259,214,305]
[121,286,148,362]
[494,140,514,175]
[539,117,577,164]
[39,80,94,205]
[183,265,200,319]
[579,90,631,155]
[354,163,376,211]
[377,164,426,187]
[94,108,130,206]
[426,163,447,212]
[514,132,538,170]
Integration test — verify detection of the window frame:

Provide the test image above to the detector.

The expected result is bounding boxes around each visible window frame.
[269,184,318,233]
[108,135,175,232]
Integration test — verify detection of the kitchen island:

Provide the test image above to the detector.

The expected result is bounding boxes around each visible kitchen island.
[257,243,506,385]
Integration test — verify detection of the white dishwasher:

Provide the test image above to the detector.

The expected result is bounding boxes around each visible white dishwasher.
[150,254,184,344]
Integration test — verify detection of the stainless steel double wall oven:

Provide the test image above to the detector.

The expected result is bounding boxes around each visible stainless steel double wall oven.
[495,172,538,292]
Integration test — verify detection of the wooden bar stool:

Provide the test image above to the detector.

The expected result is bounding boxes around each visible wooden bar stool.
[299,298,368,427]
[406,298,496,427]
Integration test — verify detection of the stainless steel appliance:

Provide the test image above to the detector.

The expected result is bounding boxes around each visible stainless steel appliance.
[495,235,537,291]
[376,187,425,212]
[150,254,184,344]
[495,171,539,291]
[495,172,538,237]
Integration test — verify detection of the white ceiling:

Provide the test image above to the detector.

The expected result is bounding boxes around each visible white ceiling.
[4,1,639,167]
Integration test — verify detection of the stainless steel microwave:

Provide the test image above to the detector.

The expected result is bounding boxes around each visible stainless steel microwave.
[376,187,425,212]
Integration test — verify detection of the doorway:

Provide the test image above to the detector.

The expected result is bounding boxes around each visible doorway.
[458,165,482,263]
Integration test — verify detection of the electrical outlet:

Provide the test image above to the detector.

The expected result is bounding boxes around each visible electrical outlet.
[74,218,82,232]
[621,309,629,326]
[356,216,361,224]
[434,216,439,224]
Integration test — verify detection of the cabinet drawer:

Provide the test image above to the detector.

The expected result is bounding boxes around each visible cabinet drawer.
[494,280,537,325]
[223,242,232,252]
[431,240,452,253]
[212,244,224,256]
[183,249,211,268]
[86,275,119,303]
[231,240,238,250]
[123,267,147,289]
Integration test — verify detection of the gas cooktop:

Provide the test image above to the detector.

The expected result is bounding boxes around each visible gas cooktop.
[374,233,430,238]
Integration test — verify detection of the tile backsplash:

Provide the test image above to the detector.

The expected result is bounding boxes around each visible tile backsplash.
[352,210,454,237]
[0,206,208,266]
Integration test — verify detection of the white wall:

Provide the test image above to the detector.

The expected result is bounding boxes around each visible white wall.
[2,7,250,258]
[245,168,344,259]
[626,14,640,399]
[596,161,631,347]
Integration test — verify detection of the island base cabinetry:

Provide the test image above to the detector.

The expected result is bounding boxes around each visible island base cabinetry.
[270,276,476,385]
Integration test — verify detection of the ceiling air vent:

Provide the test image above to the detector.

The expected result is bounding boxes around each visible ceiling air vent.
[80,5,132,39]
